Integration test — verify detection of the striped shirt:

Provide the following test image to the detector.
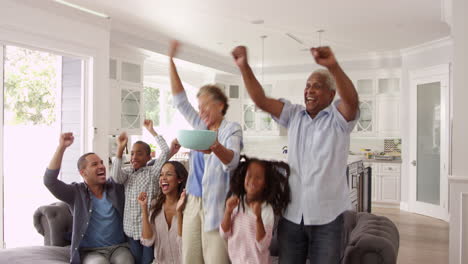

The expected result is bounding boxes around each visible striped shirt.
[111,135,169,239]
[219,201,274,264]
[173,91,243,231]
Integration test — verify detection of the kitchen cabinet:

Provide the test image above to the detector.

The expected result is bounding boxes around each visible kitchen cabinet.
[364,162,401,206]
[352,73,401,138]
[376,95,400,137]
[242,103,278,135]
[355,98,375,135]
[109,55,145,135]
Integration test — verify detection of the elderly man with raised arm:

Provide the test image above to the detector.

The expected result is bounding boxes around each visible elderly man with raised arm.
[232,46,359,263]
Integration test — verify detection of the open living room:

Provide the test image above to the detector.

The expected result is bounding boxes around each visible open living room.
[0,0,467,263]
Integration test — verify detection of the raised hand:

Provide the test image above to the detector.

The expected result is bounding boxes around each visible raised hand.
[231,46,248,68]
[176,189,187,213]
[59,132,74,149]
[143,119,157,135]
[251,201,262,219]
[169,139,181,158]
[137,192,148,207]
[226,195,240,214]
[117,132,128,148]
[311,47,338,70]
[169,40,180,59]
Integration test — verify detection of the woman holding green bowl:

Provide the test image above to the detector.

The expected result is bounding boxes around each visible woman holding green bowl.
[168,40,243,264]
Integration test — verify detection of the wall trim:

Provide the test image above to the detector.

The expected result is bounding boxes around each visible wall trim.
[449,175,468,183]
[7,0,111,30]
[400,202,409,211]
[401,36,453,57]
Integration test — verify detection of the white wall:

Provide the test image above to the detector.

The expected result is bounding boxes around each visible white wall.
[449,0,468,263]
[61,57,83,183]
[399,40,453,205]
[0,0,111,165]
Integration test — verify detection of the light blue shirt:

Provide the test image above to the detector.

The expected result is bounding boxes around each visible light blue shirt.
[187,150,205,197]
[173,91,243,231]
[273,99,359,225]
[80,192,125,248]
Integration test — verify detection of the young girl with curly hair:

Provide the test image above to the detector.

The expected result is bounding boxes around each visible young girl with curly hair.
[220,155,291,264]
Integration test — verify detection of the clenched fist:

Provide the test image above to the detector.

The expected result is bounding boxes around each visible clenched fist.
[311,46,338,70]
[226,195,240,214]
[231,46,248,68]
[59,133,74,149]
[117,132,128,148]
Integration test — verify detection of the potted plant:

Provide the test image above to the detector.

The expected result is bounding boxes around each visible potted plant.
[149,143,157,158]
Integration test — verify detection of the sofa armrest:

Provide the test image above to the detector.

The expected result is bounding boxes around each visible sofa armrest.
[33,202,73,247]
[343,211,400,264]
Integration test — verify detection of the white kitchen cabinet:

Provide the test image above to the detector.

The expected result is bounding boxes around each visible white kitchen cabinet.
[379,174,400,203]
[225,98,242,126]
[242,103,279,135]
[354,97,376,135]
[376,95,400,137]
[109,56,145,135]
[364,162,401,206]
[351,74,401,138]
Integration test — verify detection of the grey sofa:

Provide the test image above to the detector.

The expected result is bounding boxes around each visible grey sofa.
[0,202,399,264]
[0,202,71,263]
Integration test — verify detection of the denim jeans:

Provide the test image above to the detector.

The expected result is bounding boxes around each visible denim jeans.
[278,213,344,264]
[128,236,154,264]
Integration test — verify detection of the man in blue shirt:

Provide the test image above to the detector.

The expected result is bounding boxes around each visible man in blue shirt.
[232,46,359,263]
[44,133,133,264]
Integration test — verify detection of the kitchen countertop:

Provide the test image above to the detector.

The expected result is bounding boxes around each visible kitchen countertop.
[348,155,402,164]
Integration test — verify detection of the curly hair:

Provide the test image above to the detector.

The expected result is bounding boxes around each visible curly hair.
[228,155,291,216]
[149,161,188,223]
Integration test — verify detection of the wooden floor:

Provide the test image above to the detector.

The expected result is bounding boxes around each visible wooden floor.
[373,207,449,264]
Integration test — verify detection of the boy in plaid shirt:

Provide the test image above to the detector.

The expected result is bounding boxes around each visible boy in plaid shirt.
[112,119,180,264]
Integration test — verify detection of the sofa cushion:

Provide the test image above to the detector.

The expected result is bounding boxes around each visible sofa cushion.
[343,212,399,264]
[0,246,69,263]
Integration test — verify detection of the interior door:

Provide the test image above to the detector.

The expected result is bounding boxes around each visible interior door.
[409,65,450,221]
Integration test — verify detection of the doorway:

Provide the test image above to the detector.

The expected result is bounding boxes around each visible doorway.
[0,44,85,248]
[409,64,450,221]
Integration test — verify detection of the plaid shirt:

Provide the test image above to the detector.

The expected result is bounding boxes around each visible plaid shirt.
[111,135,169,239]
[173,91,243,231]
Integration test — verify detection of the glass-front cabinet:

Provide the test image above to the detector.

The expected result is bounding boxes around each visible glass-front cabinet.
[242,104,277,135]
[109,55,145,135]
[352,73,400,137]
[356,99,374,133]
[121,88,142,130]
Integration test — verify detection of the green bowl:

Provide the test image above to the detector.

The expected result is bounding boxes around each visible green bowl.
[177,129,217,150]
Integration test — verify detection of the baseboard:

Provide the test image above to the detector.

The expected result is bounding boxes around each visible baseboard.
[400,202,409,211]
[372,202,400,209]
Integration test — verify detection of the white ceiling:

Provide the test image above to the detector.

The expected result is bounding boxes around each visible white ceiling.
[58,0,450,67]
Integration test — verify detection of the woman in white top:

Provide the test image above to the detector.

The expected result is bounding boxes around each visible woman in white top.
[138,161,188,264]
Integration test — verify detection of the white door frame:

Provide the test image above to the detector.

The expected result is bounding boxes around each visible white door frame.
[409,64,450,221]
[0,43,91,248]
[0,44,5,248]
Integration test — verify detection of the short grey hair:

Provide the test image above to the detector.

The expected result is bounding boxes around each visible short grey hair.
[311,69,336,91]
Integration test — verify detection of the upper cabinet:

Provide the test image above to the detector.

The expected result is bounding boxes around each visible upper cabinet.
[109,50,146,135]
[215,74,281,136]
[351,71,401,138]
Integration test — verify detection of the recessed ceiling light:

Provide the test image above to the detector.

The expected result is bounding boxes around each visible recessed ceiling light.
[251,19,264,25]
[54,0,110,18]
